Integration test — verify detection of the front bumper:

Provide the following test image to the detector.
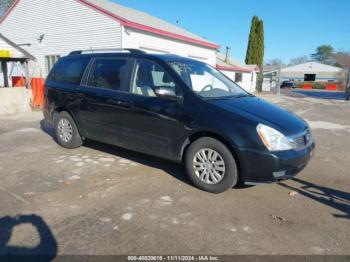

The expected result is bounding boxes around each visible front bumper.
[238,142,315,184]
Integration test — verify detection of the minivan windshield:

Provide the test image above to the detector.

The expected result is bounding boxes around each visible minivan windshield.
[167,60,249,99]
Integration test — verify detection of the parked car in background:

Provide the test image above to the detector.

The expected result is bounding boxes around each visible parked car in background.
[43,49,315,193]
[280,80,295,89]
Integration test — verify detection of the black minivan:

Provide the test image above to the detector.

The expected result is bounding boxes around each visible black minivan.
[44,49,315,193]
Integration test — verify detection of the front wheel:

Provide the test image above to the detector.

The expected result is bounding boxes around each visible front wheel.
[185,137,238,193]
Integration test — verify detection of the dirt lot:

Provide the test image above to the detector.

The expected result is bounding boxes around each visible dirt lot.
[0,91,349,256]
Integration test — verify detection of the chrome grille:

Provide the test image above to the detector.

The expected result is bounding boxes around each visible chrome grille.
[293,135,305,148]
[291,130,312,150]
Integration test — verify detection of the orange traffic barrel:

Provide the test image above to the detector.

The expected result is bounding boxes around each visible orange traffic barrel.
[31,77,45,108]
[303,84,312,90]
[12,76,26,87]
[326,84,337,91]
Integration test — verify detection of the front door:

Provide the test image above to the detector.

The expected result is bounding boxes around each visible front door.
[115,59,183,159]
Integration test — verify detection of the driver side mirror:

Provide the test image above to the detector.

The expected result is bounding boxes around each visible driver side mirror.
[154,87,182,101]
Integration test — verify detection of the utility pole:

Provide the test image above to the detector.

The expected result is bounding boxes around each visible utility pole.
[1,60,9,87]
[225,46,231,63]
[277,64,282,96]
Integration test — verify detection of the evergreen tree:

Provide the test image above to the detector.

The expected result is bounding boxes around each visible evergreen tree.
[256,19,264,92]
[311,45,335,65]
[256,20,264,67]
[245,16,265,92]
[245,16,259,65]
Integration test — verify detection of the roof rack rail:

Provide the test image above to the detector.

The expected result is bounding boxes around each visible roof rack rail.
[68,48,146,55]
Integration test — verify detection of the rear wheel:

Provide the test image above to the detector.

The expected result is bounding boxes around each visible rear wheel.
[54,111,83,149]
[185,137,238,193]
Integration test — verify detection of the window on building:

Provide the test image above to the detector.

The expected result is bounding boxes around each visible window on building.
[304,74,316,81]
[131,60,177,97]
[235,72,243,82]
[45,55,61,74]
[48,57,90,85]
[87,58,127,90]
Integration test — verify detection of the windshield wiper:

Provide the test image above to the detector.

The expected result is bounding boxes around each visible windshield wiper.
[203,93,252,100]
[233,93,252,98]
[220,94,251,99]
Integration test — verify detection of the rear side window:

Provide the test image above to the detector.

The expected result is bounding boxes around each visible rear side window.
[87,58,127,90]
[48,57,90,85]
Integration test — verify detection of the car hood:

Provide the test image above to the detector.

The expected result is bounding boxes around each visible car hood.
[208,96,308,136]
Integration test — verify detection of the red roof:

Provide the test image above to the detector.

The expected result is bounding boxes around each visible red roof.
[216,64,252,73]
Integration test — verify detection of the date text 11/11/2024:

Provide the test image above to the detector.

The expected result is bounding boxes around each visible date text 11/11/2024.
[127,255,219,261]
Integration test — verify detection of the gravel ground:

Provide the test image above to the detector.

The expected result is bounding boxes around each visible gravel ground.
[0,91,349,256]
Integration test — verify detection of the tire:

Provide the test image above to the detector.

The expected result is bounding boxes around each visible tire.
[54,111,83,149]
[185,137,238,193]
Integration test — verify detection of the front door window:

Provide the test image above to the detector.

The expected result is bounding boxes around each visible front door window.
[131,60,179,97]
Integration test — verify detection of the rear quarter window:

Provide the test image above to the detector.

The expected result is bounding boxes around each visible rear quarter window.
[48,57,90,85]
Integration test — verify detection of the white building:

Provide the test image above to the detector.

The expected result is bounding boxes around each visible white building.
[216,53,259,93]
[281,62,343,82]
[0,33,35,87]
[0,0,220,82]
[0,34,34,114]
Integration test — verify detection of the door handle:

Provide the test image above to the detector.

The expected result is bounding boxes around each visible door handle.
[108,99,133,108]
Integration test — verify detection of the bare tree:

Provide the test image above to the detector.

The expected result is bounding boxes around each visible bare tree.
[336,70,348,90]
[0,0,15,17]
[265,58,284,66]
[334,52,350,68]
[289,56,309,66]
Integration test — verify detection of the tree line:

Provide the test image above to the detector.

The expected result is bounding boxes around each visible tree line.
[266,45,350,68]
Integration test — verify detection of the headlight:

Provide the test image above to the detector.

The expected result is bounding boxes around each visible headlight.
[257,124,292,151]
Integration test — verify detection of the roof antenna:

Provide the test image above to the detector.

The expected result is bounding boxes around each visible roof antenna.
[89,46,94,55]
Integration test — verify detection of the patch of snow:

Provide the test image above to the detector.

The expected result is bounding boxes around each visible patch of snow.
[121,213,133,221]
